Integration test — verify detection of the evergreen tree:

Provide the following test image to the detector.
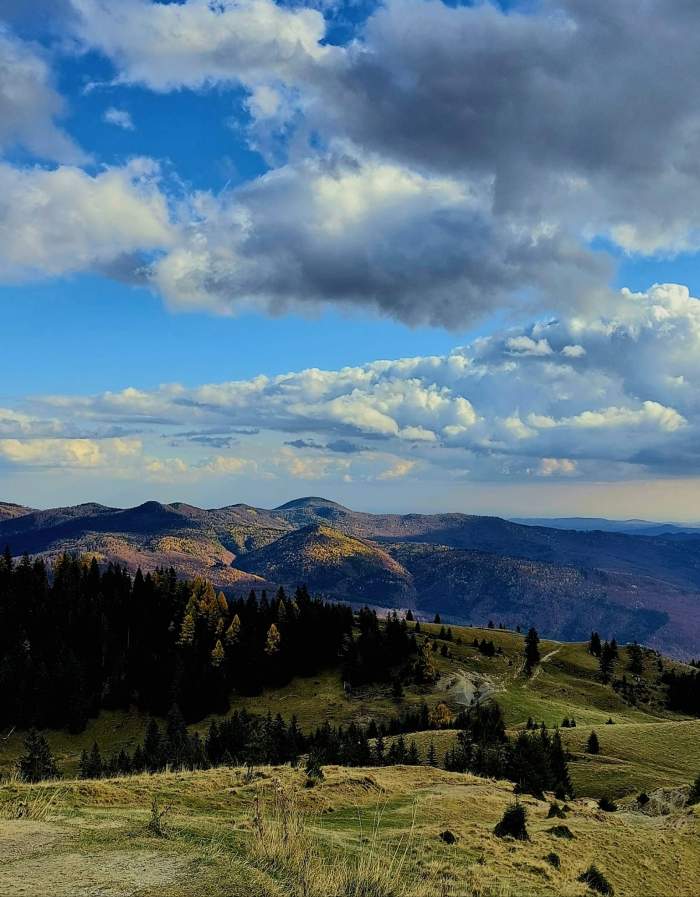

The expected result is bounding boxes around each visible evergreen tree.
[433,613,441,624]
[599,641,616,683]
[17,730,59,782]
[427,740,437,766]
[586,730,600,754]
[405,609,414,622]
[524,628,540,675]
[265,623,281,655]
[589,632,602,657]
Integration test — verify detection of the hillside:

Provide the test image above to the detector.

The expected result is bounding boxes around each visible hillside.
[0,621,698,897]
[2,495,700,656]
[237,523,415,605]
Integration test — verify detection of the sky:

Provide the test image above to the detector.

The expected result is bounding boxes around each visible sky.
[2,0,700,519]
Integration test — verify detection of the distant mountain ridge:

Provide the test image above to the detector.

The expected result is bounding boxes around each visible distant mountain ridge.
[1,495,699,658]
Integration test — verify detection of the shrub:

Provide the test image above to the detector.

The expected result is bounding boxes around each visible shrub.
[494,804,529,840]
[547,825,574,839]
[146,795,171,837]
[637,792,650,807]
[688,774,700,805]
[547,802,566,819]
[597,796,618,812]
[545,852,561,869]
[439,830,457,844]
[578,865,614,895]
[305,753,324,784]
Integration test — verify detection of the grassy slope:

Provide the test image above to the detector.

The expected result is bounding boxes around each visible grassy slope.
[1,764,698,897]
[1,623,697,800]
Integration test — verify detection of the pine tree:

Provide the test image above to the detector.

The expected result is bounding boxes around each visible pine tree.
[599,641,616,682]
[405,609,414,622]
[589,632,602,657]
[407,740,420,765]
[524,628,540,675]
[433,613,441,624]
[375,733,385,765]
[427,740,437,766]
[586,730,600,754]
[178,611,196,646]
[17,730,59,782]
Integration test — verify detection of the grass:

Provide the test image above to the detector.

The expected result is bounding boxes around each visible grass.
[0,763,698,896]
[1,623,696,803]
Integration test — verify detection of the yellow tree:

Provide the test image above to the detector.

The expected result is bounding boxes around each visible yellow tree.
[211,639,225,667]
[225,614,241,646]
[265,623,281,656]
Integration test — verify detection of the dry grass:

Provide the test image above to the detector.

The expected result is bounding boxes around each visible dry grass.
[246,780,415,897]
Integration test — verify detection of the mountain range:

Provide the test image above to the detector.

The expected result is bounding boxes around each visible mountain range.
[1,495,699,658]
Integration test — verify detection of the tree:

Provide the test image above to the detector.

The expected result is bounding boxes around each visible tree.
[225,614,241,646]
[586,730,600,754]
[524,628,540,675]
[688,773,700,805]
[433,613,441,624]
[391,678,404,701]
[405,609,414,622]
[265,623,281,656]
[210,639,225,667]
[589,632,602,657]
[427,740,437,766]
[599,641,616,683]
[627,643,644,676]
[17,730,59,782]
[407,740,420,765]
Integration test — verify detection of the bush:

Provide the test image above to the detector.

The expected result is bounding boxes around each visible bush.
[688,774,700,805]
[494,804,529,840]
[598,796,618,812]
[547,824,574,839]
[637,792,650,807]
[547,802,566,819]
[439,830,457,844]
[578,865,614,896]
[545,852,561,869]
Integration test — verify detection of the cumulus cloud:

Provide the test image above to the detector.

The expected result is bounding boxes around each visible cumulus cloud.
[40,0,700,326]
[9,284,697,484]
[0,437,141,468]
[0,29,85,163]
[150,151,595,327]
[0,159,175,279]
[69,0,330,91]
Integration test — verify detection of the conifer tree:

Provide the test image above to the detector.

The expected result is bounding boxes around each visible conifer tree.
[427,740,437,766]
[589,632,602,657]
[265,623,281,655]
[211,639,225,667]
[524,628,540,675]
[17,730,59,782]
[225,614,241,646]
[586,730,600,754]
[433,613,441,624]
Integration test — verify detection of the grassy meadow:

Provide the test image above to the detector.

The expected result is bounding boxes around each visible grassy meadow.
[1,621,698,895]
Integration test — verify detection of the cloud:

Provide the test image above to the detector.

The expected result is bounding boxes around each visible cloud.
[103,107,134,130]
[69,0,330,91]
[13,283,700,483]
[537,458,577,477]
[0,437,141,468]
[48,0,700,325]
[0,158,175,279]
[150,151,597,327]
[378,459,416,480]
[0,29,85,163]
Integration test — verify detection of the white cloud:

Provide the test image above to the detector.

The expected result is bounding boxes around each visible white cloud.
[378,459,416,480]
[103,107,134,130]
[70,0,330,91]
[0,30,85,163]
[0,437,141,468]
[0,159,175,279]
[6,283,700,484]
[538,458,577,477]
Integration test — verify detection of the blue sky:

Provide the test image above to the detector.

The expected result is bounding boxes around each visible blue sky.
[2,0,700,518]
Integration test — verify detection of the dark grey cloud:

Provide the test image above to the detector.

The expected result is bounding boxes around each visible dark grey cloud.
[326,439,365,454]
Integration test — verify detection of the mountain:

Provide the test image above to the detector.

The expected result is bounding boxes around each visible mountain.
[512,515,700,536]
[2,494,700,656]
[0,501,33,521]
[237,523,414,604]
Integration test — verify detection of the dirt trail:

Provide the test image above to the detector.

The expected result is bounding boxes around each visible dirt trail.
[0,820,193,897]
